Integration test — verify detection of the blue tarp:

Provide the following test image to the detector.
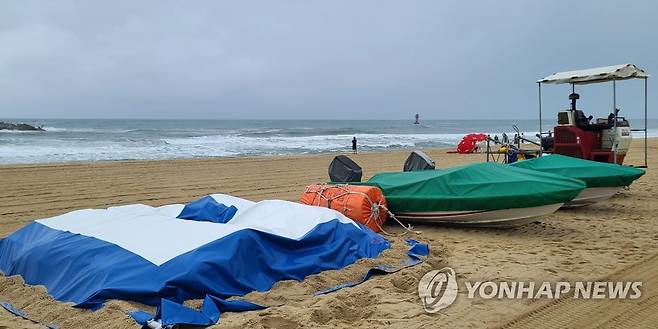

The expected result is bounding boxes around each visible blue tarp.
[0,196,390,326]
[177,196,238,223]
[128,239,430,327]
[129,295,265,327]
[1,302,57,329]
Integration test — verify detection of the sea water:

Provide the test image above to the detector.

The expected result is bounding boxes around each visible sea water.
[1,119,657,164]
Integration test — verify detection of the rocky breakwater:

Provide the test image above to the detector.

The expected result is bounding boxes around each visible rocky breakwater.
[0,122,45,131]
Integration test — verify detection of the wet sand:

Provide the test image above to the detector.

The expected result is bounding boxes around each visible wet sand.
[1,140,656,328]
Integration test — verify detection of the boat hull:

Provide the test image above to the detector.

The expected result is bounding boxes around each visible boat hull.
[394,203,563,227]
[563,187,622,207]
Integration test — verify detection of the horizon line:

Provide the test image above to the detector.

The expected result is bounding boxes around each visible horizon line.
[3,117,658,121]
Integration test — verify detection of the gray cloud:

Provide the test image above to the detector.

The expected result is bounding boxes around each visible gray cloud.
[0,1,655,119]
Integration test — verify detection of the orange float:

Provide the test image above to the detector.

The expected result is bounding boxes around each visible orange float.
[300,184,387,232]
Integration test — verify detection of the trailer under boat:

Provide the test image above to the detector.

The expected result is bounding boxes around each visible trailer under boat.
[363,162,586,227]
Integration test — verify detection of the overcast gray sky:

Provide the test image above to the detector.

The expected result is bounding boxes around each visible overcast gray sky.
[0,1,656,120]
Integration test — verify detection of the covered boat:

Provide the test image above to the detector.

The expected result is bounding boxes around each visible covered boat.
[510,154,645,206]
[0,194,389,325]
[364,162,586,227]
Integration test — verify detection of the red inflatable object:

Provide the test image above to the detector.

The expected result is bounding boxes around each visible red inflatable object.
[300,184,387,232]
[457,133,487,154]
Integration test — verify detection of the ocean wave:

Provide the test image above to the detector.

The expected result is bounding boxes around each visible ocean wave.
[2,122,657,164]
[0,133,456,164]
[163,133,463,148]
[236,127,377,138]
[0,130,40,134]
[40,126,136,133]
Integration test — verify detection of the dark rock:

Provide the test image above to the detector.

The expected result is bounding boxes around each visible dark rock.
[0,122,45,131]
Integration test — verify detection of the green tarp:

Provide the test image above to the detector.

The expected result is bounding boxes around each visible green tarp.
[363,162,585,212]
[510,154,645,188]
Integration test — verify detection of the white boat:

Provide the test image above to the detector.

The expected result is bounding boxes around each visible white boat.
[563,187,622,207]
[394,203,564,228]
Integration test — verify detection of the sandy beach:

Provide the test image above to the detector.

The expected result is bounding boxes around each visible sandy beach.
[1,140,657,328]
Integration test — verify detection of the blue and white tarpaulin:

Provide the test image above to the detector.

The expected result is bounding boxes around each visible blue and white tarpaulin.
[0,194,390,318]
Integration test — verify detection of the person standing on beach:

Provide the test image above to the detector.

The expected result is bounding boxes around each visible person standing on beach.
[352,137,357,154]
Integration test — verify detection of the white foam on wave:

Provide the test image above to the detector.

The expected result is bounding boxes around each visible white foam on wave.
[40,126,134,133]
[0,130,37,134]
[0,133,457,164]
[2,128,657,165]
[163,133,462,153]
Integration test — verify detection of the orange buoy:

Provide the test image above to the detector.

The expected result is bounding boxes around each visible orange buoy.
[300,184,387,232]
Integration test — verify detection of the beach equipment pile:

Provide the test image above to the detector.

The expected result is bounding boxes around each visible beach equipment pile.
[314,152,645,227]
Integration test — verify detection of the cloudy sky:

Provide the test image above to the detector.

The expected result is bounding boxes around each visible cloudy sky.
[0,1,655,120]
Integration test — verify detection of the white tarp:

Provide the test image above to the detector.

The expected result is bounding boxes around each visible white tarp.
[538,64,649,85]
[37,194,355,265]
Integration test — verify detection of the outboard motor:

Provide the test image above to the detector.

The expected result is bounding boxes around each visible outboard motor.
[569,92,579,111]
[403,150,436,172]
[540,135,554,151]
[328,155,362,182]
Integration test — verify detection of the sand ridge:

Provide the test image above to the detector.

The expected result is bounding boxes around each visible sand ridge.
[1,141,657,328]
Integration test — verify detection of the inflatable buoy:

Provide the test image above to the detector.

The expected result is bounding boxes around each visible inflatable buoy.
[300,184,387,232]
[457,133,488,154]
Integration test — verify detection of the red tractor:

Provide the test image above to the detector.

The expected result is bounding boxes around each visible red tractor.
[548,92,631,164]
[537,64,649,167]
